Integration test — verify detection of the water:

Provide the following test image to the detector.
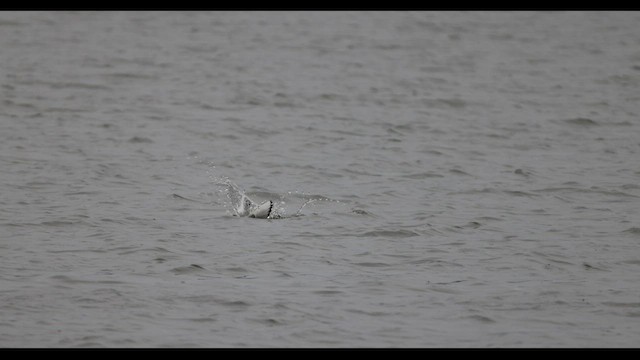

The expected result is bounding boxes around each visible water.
[1,11,640,347]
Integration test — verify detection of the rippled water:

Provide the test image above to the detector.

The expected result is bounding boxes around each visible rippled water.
[1,11,640,347]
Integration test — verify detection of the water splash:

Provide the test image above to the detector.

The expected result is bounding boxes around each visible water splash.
[294,198,316,216]
[212,178,282,219]
[209,176,345,219]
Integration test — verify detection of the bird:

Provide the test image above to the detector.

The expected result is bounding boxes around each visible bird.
[236,193,273,219]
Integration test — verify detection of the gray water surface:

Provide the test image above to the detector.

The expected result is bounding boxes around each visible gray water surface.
[1,11,640,347]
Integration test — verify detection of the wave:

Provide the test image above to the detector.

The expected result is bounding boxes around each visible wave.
[170,264,207,275]
[553,117,600,127]
[532,186,638,198]
[622,227,640,235]
[356,229,421,238]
